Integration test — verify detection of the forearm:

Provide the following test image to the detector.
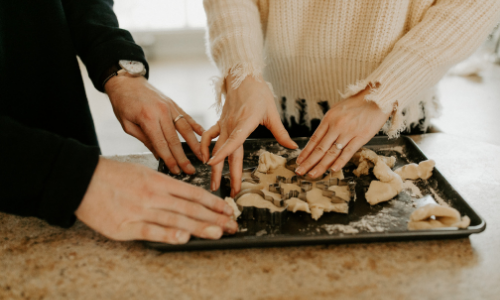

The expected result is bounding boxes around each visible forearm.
[0,116,100,227]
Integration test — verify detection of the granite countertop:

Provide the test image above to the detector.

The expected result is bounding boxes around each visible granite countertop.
[1,133,499,300]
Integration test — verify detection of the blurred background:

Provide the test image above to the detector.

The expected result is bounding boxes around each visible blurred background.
[81,1,500,156]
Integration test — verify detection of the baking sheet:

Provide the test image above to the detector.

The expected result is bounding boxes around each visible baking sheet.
[145,137,486,251]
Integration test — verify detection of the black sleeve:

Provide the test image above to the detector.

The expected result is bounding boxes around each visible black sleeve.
[61,0,150,92]
[0,116,100,228]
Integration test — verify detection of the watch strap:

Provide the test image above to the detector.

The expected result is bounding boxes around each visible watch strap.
[100,63,122,91]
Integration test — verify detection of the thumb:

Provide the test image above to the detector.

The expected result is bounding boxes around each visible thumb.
[264,111,298,149]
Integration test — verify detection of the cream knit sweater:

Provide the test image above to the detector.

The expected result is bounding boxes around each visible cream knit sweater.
[204,0,500,137]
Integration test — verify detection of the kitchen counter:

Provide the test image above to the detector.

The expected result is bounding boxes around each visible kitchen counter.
[1,133,499,300]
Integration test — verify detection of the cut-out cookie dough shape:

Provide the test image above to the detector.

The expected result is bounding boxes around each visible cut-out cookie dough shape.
[394,160,435,180]
[306,188,349,220]
[328,185,351,202]
[365,158,403,205]
[407,203,470,230]
[236,192,285,213]
[224,197,241,220]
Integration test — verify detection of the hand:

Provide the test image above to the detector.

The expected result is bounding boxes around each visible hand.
[201,74,298,197]
[75,157,238,244]
[105,75,205,175]
[295,86,392,178]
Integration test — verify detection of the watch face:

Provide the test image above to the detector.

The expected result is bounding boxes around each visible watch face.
[119,60,145,75]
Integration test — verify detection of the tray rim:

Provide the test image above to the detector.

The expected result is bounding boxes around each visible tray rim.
[150,136,487,252]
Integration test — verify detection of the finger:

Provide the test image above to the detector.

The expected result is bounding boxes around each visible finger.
[210,130,228,191]
[159,117,196,175]
[154,174,234,217]
[296,122,329,165]
[173,103,206,136]
[128,222,191,244]
[148,198,238,233]
[139,120,180,174]
[265,109,298,150]
[122,121,159,158]
[331,136,369,172]
[207,122,256,166]
[201,123,220,164]
[307,139,349,179]
[229,145,244,197]
[146,209,225,239]
[295,128,339,176]
[174,117,203,161]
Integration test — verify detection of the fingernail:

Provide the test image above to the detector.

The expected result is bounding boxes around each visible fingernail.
[211,182,217,192]
[202,226,223,239]
[176,230,190,244]
[172,165,181,175]
[331,166,338,172]
[292,141,299,149]
[198,152,203,161]
[223,205,233,216]
[186,164,196,174]
[296,157,303,164]
[224,220,238,232]
[308,170,317,178]
[207,157,214,165]
[295,166,304,175]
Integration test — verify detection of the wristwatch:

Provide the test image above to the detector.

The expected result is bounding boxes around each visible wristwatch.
[101,60,147,90]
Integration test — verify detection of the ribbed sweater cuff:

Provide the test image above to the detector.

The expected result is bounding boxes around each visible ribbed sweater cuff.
[38,139,100,228]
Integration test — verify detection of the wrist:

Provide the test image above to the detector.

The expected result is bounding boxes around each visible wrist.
[104,73,146,95]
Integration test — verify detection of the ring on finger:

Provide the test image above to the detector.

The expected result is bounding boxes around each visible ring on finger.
[174,114,184,123]
[334,143,344,150]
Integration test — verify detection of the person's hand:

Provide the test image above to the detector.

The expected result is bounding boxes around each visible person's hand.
[75,157,238,244]
[295,86,392,178]
[201,74,298,197]
[105,75,205,175]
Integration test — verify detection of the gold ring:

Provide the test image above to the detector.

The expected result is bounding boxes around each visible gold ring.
[173,115,184,123]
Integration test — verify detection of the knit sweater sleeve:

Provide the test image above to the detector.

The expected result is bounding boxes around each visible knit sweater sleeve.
[204,0,266,108]
[341,0,500,137]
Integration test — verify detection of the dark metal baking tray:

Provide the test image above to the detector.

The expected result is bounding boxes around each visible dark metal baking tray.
[145,136,486,251]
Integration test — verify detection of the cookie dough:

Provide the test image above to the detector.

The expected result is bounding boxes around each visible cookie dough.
[236,193,285,213]
[351,148,396,177]
[257,151,287,173]
[306,188,349,220]
[407,203,470,230]
[224,197,241,220]
[365,158,403,205]
[328,185,351,202]
[280,183,302,194]
[285,197,311,213]
[395,160,435,180]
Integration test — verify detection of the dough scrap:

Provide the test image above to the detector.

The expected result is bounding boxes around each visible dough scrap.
[257,151,287,173]
[236,193,284,213]
[328,185,351,202]
[365,158,403,205]
[254,166,296,189]
[395,160,435,180]
[351,148,396,177]
[224,197,241,220]
[285,197,311,213]
[407,203,470,230]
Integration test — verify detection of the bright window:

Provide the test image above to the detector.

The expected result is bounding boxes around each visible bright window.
[114,0,207,31]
